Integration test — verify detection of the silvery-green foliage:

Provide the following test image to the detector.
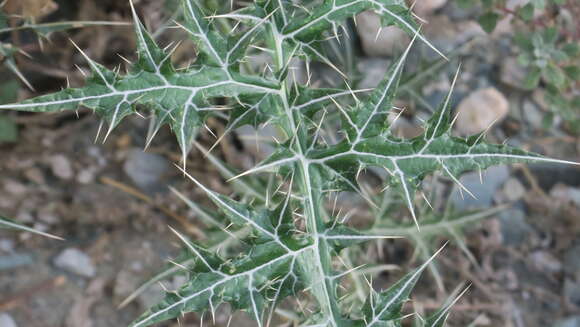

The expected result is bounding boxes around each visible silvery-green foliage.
[0,0,577,326]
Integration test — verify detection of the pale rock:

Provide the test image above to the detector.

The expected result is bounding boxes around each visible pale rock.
[38,210,59,224]
[455,87,509,135]
[412,0,447,16]
[77,168,96,184]
[500,57,531,90]
[356,11,410,57]
[49,154,73,180]
[54,248,96,278]
[0,313,17,327]
[3,180,27,196]
[530,251,562,273]
[550,184,580,207]
[522,100,543,128]
[0,239,15,253]
[502,178,526,202]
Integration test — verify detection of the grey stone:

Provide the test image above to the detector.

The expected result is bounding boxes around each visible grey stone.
[49,154,74,180]
[450,165,509,210]
[529,250,562,273]
[0,239,15,253]
[3,180,27,196]
[0,313,17,327]
[0,253,34,270]
[564,244,580,279]
[555,316,580,327]
[499,208,533,246]
[123,149,170,193]
[522,100,544,129]
[564,279,580,307]
[54,248,96,278]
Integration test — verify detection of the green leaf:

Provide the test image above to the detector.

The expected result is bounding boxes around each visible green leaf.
[562,42,580,57]
[542,27,558,44]
[532,0,546,9]
[180,0,228,66]
[543,62,567,89]
[564,65,580,81]
[423,285,470,327]
[477,12,499,33]
[361,246,445,325]
[523,68,542,89]
[0,79,19,104]
[0,42,34,90]
[518,3,534,21]
[130,238,309,327]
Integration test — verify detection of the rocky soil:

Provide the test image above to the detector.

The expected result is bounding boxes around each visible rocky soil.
[1,0,579,326]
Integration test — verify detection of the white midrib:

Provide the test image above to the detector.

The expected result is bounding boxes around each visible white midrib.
[274,20,341,325]
[0,80,280,110]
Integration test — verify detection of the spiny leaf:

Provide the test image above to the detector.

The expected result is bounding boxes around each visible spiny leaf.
[0,42,34,90]
[130,239,311,327]
[180,0,228,67]
[361,245,446,326]
[282,0,445,59]
[423,285,470,327]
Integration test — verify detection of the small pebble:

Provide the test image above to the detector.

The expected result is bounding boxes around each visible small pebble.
[49,155,73,180]
[54,248,96,278]
[3,180,27,196]
[0,313,17,327]
[77,168,96,184]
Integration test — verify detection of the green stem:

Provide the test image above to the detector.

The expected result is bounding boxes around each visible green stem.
[270,20,343,326]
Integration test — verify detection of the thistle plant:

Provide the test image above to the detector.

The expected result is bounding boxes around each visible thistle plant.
[0,0,577,326]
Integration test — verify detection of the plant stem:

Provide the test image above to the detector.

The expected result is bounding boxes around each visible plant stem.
[270,19,343,326]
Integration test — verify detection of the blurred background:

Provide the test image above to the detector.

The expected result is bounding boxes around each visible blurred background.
[0,0,579,326]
